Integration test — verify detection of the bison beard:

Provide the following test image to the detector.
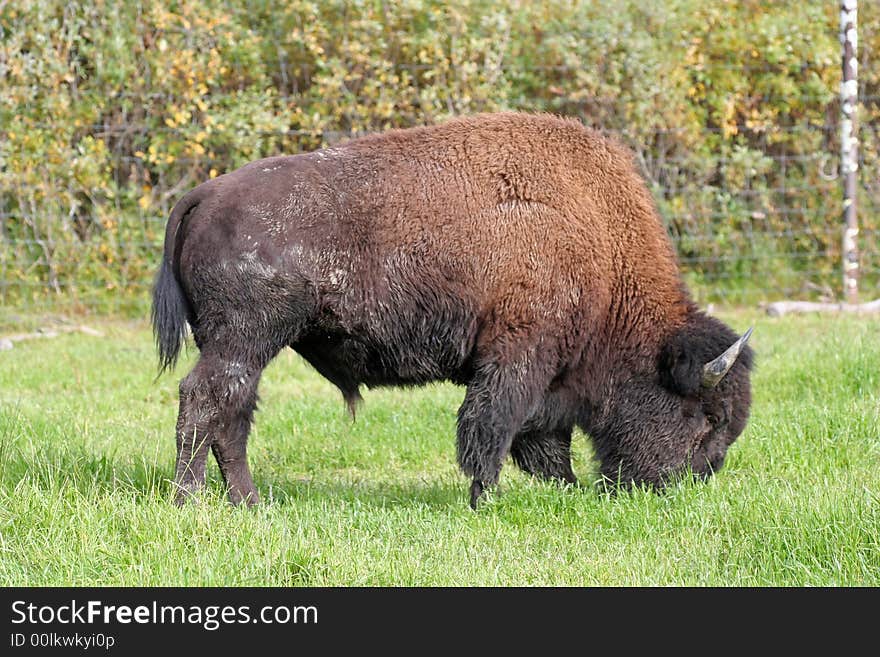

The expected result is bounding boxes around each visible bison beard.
[152,112,753,509]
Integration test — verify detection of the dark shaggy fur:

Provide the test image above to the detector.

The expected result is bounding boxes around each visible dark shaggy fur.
[152,112,753,508]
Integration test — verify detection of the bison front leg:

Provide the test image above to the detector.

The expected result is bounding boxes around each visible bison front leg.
[457,357,549,509]
[510,426,577,485]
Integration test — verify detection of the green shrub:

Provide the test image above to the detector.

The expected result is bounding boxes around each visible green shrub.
[1,0,878,312]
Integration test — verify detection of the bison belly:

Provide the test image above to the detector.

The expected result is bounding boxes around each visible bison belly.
[293,281,480,396]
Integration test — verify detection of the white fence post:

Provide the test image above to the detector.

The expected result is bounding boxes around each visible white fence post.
[840,0,859,303]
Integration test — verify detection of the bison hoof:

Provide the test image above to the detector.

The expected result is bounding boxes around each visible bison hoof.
[228,488,260,507]
[469,479,485,510]
[173,487,201,507]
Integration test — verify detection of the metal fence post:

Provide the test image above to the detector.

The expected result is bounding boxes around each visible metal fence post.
[840,0,859,304]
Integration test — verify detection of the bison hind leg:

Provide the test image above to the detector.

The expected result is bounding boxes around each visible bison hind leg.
[174,337,284,506]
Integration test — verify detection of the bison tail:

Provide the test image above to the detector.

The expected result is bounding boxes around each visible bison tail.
[151,190,202,373]
[151,257,190,373]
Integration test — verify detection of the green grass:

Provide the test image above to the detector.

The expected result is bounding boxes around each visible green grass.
[0,311,878,586]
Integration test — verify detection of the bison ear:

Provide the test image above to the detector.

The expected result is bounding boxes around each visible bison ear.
[658,332,703,397]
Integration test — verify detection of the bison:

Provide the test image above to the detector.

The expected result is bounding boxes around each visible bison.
[152,112,753,509]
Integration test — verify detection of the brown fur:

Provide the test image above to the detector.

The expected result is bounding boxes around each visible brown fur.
[152,112,753,508]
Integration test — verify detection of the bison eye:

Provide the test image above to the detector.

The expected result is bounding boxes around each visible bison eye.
[707,413,727,429]
[681,398,700,418]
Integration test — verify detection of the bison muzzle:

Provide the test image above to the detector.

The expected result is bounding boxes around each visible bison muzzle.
[152,112,753,509]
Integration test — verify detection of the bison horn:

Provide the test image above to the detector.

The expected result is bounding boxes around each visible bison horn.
[701,327,753,388]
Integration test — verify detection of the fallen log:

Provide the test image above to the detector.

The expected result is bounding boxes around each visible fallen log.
[0,325,105,350]
[765,299,880,317]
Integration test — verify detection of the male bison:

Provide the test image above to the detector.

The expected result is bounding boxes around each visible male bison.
[152,112,753,509]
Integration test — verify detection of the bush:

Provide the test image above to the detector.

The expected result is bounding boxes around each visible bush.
[1,0,878,312]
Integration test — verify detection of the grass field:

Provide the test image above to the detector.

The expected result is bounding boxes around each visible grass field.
[0,310,878,586]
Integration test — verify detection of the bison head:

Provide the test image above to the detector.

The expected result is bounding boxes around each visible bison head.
[588,314,753,489]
